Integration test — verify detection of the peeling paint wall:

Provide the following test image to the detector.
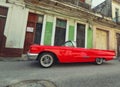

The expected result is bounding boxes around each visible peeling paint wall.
[0,1,29,48]
[112,0,120,19]
[44,15,54,45]
[0,0,6,2]
[85,0,92,5]
[93,23,118,50]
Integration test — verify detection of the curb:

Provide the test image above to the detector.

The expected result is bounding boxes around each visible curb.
[0,58,28,61]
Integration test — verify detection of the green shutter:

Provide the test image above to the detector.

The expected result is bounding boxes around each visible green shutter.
[87,27,93,48]
[68,25,75,41]
[44,22,53,45]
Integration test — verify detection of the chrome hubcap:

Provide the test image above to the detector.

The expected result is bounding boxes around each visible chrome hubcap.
[40,54,53,67]
[96,58,103,64]
[42,56,51,64]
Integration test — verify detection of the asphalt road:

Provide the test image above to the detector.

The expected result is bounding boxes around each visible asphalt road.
[0,59,120,87]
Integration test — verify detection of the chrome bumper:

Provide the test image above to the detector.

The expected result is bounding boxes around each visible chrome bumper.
[27,53,38,60]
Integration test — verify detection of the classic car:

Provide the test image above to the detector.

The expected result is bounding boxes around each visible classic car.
[27,41,115,68]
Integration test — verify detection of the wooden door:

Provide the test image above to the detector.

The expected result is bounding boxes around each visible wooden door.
[54,19,66,46]
[54,27,66,46]
[23,13,38,53]
[76,23,85,47]
[0,6,8,48]
[0,18,6,47]
[96,29,109,50]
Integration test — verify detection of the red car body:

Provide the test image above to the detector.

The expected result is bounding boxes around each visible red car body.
[28,41,115,67]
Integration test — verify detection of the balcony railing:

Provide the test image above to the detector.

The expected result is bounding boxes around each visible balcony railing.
[55,0,91,9]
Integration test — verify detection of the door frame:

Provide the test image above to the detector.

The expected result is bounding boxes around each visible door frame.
[23,12,38,53]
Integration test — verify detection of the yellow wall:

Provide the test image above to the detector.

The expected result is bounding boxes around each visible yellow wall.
[93,23,118,51]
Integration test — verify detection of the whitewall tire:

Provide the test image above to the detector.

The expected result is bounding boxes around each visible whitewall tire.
[39,53,54,68]
[96,58,103,65]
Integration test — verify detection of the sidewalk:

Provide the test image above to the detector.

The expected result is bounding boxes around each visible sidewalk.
[0,55,28,61]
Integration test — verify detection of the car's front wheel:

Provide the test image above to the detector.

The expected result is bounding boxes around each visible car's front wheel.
[38,53,54,68]
[96,58,103,65]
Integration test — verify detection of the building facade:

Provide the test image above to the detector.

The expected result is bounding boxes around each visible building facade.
[0,0,120,57]
[0,0,28,57]
[93,0,120,57]
[112,0,120,56]
[23,0,93,54]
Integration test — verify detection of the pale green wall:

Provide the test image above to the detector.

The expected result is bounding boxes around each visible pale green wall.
[68,25,75,41]
[44,15,54,45]
[87,27,93,48]
[44,22,53,45]
[44,15,93,47]
[5,5,28,48]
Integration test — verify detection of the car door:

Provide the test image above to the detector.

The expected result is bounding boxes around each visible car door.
[59,47,88,63]
[58,46,74,63]
[74,47,98,62]
[71,47,91,62]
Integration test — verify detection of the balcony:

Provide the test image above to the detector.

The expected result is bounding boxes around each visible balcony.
[55,0,91,9]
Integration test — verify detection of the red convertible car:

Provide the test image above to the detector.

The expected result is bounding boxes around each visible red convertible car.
[27,41,115,68]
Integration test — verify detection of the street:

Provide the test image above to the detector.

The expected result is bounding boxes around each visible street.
[0,59,120,87]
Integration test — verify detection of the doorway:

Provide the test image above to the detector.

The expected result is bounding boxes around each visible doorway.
[54,18,67,46]
[23,13,43,53]
[76,23,85,47]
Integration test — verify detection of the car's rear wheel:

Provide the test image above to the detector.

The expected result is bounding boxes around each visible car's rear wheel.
[38,53,54,68]
[96,58,103,65]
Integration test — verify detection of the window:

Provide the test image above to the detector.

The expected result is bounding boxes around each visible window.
[54,18,67,46]
[56,18,66,28]
[115,8,119,23]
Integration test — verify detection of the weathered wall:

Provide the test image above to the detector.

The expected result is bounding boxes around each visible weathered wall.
[93,23,118,50]
[5,5,28,48]
[85,0,92,5]
[112,0,120,19]
[44,15,54,45]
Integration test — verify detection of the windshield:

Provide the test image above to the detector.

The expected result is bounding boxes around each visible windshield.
[62,41,76,47]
